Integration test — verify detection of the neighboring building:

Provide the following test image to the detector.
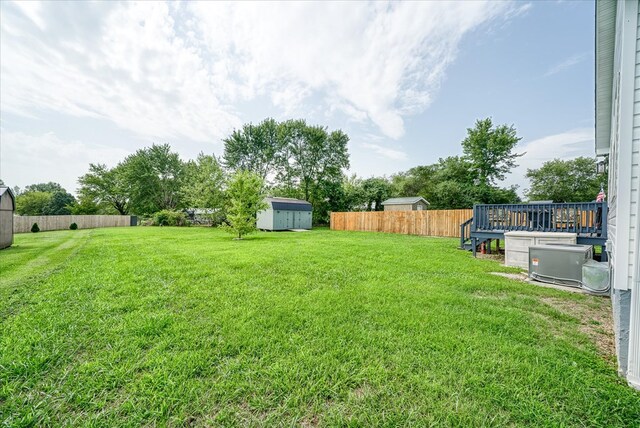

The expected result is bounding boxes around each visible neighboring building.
[381,197,430,211]
[0,186,16,249]
[595,0,640,389]
[257,197,312,231]
[184,208,219,225]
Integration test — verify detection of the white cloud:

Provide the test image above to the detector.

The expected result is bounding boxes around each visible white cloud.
[1,1,521,144]
[505,128,595,194]
[544,53,588,77]
[361,142,408,161]
[1,2,242,144]
[191,2,518,139]
[0,130,131,193]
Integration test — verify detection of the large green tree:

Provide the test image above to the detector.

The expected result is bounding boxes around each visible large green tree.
[15,182,76,215]
[182,153,226,222]
[277,120,350,219]
[16,191,52,215]
[525,157,605,202]
[461,118,522,203]
[391,154,520,209]
[120,144,185,215]
[225,118,350,223]
[223,118,285,182]
[361,177,394,211]
[78,164,130,214]
[222,170,267,239]
[24,182,65,194]
[43,191,76,215]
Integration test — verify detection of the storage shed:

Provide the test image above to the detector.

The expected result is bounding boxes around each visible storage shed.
[381,196,429,211]
[0,186,16,249]
[257,197,312,231]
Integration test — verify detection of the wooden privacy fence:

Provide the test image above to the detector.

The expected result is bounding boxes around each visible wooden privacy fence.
[14,215,135,233]
[330,209,473,238]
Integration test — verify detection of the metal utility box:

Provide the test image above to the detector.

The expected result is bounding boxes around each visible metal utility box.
[528,244,593,286]
[504,231,576,269]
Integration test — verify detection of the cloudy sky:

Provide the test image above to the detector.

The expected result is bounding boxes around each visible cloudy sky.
[0,1,596,195]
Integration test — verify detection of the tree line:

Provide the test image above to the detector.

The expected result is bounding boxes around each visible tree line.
[7,117,607,224]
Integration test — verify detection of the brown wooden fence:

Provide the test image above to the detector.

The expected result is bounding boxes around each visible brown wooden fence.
[14,215,134,233]
[330,209,473,238]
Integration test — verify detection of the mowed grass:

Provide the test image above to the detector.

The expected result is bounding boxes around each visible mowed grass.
[1,227,638,427]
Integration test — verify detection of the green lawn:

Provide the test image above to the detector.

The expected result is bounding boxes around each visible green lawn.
[1,227,638,427]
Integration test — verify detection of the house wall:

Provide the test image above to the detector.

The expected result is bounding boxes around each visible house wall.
[384,204,413,211]
[384,201,429,211]
[627,3,640,389]
[384,202,428,211]
[609,2,640,291]
[606,0,640,388]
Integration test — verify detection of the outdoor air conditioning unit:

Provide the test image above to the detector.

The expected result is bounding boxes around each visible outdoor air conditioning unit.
[528,244,593,287]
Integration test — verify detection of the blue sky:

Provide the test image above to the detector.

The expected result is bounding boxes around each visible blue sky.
[0,1,596,196]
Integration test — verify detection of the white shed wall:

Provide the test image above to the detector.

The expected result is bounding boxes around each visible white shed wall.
[257,209,274,230]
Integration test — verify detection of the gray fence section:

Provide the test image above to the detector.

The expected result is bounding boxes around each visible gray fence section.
[14,215,135,233]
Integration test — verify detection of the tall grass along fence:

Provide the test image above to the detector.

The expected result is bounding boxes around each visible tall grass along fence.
[330,209,473,238]
[14,215,136,233]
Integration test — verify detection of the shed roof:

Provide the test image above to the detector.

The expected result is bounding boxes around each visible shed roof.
[381,196,429,206]
[266,197,312,211]
[0,186,16,210]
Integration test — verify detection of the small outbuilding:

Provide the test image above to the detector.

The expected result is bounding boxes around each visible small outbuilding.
[257,197,312,231]
[381,196,429,211]
[0,186,16,249]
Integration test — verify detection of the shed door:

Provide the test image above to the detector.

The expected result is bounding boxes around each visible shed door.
[293,211,300,229]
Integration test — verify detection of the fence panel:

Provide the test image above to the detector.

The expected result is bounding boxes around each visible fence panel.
[330,210,473,238]
[14,215,134,233]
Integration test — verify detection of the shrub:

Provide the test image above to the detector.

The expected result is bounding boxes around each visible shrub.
[31,223,40,233]
[151,210,189,227]
[70,223,78,230]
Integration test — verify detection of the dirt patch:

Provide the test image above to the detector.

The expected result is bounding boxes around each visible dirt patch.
[540,296,615,362]
[476,253,504,262]
[300,415,320,428]
[472,290,510,300]
[490,272,528,282]
[351,383,373,400]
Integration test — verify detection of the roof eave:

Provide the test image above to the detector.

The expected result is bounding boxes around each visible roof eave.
[595,0,617,156]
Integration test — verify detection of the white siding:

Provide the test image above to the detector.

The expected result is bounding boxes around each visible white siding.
[608,2,640,291]
[626,5,640,390]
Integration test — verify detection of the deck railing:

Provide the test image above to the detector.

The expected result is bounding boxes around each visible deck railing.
[460,217,473,249]
[472,202,607,238]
